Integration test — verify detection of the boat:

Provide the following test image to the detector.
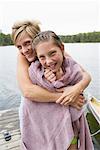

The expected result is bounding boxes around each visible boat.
[86,95,100,149]
[87,96,100,125]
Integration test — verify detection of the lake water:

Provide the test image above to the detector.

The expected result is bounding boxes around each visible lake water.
[0,44,100,110]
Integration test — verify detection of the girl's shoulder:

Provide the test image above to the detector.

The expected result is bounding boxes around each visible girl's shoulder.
[64,56,77,66]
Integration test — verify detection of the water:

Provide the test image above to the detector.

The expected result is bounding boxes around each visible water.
[0,44,100,110]
[65,43,100,99]
[0,46,21,110]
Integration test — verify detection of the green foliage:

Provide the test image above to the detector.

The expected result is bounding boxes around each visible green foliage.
[86,113,100,146]
[0,31,100,46]
[0,33,13,46]
[59,31,100,43]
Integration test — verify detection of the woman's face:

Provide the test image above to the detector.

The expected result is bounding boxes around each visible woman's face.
[16,32,36,62]
[36,40,64,73]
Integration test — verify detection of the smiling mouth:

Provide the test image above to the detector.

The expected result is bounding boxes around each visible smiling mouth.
[26,54,31,58]
[48,63,57,70]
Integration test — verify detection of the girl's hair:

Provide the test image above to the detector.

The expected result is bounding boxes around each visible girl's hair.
[32,30,63,50]
[11,20,41,44]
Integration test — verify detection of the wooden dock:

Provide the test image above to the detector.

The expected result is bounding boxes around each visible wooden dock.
[0,106,99,150]
[0,107,20,150]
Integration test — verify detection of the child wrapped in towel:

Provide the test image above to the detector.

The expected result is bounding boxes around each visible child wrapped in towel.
[21,31,94,150]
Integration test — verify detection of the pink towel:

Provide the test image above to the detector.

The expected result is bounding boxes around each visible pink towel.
[21,57,94,150]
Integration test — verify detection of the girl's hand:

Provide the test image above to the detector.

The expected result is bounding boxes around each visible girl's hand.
[44,69,56,82]
[56,85,82,106]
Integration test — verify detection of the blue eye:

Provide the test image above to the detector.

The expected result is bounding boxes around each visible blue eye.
[25,41,32,46]
[51,51,56,56]
[39,56,45,60]
[26,43,30,46]
[17,46,22,50]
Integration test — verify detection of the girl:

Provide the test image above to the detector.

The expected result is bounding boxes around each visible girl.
[20,30,93,150]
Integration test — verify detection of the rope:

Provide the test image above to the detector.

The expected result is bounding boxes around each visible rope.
[91,129,100,137]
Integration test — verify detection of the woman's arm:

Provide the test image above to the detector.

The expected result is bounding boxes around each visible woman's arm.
[56,66,91,105]
[17,53,62,102]
[76,65,91,92]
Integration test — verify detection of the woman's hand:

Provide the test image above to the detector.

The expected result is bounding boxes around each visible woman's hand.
[69,94,85,110]
[44,69,56,82]
[56,85,83,106]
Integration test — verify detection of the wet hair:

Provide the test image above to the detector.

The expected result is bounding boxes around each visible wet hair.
[32,30,63,50]
[11,20,41,44]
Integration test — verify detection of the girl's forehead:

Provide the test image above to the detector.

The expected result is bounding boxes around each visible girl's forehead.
[37,39,57,47]
[36,41,62,54]
[36,40,56,50]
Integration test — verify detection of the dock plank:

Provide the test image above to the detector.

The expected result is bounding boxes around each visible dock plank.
[0,108,21,150]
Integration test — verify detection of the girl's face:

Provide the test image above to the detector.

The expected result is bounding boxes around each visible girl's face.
[16,32,36,62]
[36,40,64,73]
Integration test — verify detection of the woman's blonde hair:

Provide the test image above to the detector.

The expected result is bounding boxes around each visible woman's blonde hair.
[11,20,41,44]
